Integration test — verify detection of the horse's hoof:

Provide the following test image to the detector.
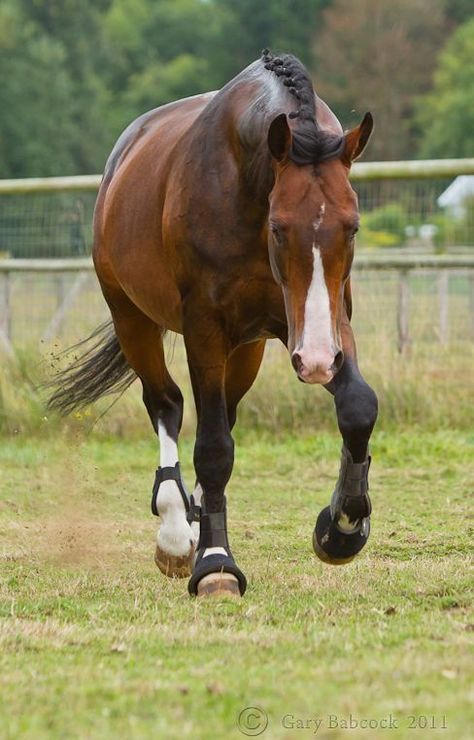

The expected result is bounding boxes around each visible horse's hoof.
[188,550,247,596]
[154,543,195,578]
[196,572,241,598]
[313,505,370,565]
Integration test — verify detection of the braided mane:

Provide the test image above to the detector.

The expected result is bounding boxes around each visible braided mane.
[261,49,344,166]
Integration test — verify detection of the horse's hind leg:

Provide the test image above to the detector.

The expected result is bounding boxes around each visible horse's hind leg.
[105,293,195,577]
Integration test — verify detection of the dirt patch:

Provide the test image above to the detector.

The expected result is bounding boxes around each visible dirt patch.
[38,501,118,567]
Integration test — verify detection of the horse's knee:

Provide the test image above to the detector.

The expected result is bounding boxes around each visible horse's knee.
[336,381,378,440]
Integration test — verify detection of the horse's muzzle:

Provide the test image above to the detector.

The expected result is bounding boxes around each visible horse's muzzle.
[292,349,344,384]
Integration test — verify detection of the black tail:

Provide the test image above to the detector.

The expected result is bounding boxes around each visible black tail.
[47,321,136,415]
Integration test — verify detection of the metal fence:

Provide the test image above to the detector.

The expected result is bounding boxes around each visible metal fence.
[0,160,473,354]
[1,160,473,259]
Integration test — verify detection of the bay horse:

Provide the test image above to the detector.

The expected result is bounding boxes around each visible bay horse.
[49,50,378,597]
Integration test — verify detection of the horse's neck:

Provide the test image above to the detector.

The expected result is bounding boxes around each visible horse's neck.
[234,89,277,203]
[240,139,275,205]
[195,80,276,207]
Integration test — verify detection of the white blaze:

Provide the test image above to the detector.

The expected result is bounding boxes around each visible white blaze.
[301,245,334,361]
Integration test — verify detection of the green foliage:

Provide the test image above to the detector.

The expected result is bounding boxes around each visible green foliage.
[417,18,474,158]
[360,203,408,247]
[0,0,472,176]
[445,0,474,24]
[213,0,327,78]
[430,196,474,249]
[358,228,400,248]
[0,3,76,176]
[122,55,211,118]
[0,0,114,176]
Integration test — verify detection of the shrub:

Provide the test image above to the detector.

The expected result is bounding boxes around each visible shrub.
[360,203,408,248]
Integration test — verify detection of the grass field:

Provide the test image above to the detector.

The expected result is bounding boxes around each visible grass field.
[1,280,473,738]
[1,426,473,739]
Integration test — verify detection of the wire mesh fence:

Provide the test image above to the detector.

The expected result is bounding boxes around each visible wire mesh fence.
[356,178,473,251]
[1,165,473,258]
[0,161,473,351]
[0,192,96,259]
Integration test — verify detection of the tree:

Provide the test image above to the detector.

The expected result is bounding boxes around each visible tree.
[103,0,229,132]
[18,0,115,172]
[213,0,328,79]
[417,18,474,159]
[445,0,474,25]
[313,0,447,160]
[0,2,78,176]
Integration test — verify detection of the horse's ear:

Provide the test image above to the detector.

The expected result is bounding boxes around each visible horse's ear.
[268,113,292,161]
[343,112,373,165]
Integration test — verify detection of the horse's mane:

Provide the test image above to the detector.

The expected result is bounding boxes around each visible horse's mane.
[260,49,344,165]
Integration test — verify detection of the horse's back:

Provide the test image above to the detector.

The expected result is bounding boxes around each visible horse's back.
[95,90,216,241]
[102,92,216,188]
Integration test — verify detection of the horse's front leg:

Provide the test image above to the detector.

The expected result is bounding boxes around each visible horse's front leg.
[184,322,247,598]
[314,323,378,564]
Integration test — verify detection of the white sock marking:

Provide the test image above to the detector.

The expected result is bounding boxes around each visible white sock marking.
[190,483,203,542]
[158,420,179,467]
[156,421,195,557]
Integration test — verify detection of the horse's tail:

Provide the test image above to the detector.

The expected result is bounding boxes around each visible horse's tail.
[46,321,136,416]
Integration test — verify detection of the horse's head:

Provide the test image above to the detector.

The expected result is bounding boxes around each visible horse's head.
[266,111,373,384]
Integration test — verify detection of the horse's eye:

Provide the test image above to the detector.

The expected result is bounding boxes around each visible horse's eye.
[270,223,284,244]
[349,226,359,242]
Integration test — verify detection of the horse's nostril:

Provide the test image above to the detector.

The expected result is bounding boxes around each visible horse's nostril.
[332,350,344,373]
[292,352,302,373]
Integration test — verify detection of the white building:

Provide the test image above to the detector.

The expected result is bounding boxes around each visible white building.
[437,176,474,219]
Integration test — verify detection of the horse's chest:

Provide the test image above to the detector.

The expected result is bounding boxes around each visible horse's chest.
[213,274,286,343]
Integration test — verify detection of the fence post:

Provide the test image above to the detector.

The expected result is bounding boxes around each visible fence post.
[0,271,14,356]
[55,273,68,338]
[438,270,449,345]
[470,271,474,341]
[43,271,89,343]
[397,269,410,354]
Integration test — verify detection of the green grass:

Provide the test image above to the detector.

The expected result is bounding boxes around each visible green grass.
[1,337,474,438]
[1,429,473,739]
